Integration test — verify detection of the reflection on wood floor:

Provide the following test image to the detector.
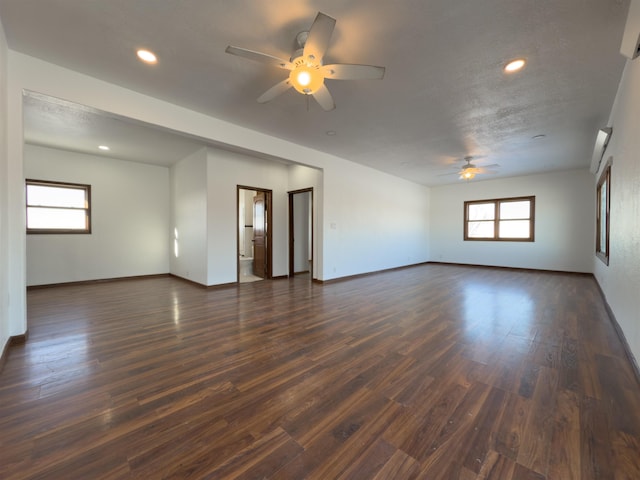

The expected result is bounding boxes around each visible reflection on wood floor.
[239,273,263,283]
[1,264,639,479]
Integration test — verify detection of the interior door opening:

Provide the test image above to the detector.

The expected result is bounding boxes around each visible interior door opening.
[237,186,272,283]
[288,188,313,279]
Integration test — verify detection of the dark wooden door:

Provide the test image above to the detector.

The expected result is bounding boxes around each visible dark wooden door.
[253,192,266,278]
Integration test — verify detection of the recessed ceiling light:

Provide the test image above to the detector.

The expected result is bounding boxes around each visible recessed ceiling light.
[504,58,526,73]
[98,145,110,151]
[326,130,336,136]
[136,49,157,64]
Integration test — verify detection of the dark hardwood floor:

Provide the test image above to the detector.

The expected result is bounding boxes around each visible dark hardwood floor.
[1,264,639,479]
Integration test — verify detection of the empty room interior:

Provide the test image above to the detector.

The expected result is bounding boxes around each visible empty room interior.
[1,1,640,479]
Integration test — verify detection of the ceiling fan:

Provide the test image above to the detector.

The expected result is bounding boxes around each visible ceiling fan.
[440,156,499,180]
[225,12,385,111]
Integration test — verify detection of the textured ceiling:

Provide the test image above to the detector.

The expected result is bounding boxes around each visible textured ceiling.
[1,0,631,185]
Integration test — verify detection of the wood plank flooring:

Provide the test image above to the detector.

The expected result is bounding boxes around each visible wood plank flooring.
[1,264,639,479]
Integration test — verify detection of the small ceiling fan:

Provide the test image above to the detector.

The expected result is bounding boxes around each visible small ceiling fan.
[439,156,499,180]
[225,12,385,111]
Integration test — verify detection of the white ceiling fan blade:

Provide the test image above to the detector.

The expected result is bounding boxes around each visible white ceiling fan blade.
[476,168,499,174]
[312,84,335,111]
[257,78,292,103]
[322,64,385,80]
[225,46,293,70]
[303,12,336,61]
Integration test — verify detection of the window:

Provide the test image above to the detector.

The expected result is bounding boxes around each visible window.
[464,196,535,241]
[26,179,91,234]
[596,158,611,265]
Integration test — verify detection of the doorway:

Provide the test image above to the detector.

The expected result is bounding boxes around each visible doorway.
[288,188,313,279]
[237,186,272,283]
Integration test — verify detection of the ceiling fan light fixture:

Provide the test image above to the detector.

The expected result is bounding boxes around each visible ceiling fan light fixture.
[461,170,476,180]
[289,64,324,94]
[297,71,312,86]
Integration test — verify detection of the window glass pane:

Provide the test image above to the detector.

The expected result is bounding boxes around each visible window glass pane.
[468,203,494,221]
[500,200,530,220]
[27,207,87,230]
[598,180,607,254]
[27,185,86,208]
[499,220,530,238]
[468,221,494,238]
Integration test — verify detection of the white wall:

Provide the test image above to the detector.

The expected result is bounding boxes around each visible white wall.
[0,18,10,350]
[430,169,595,273]
[170,148,208,285]
[6,51,29,341]
[322,160,431,279]
[25,145,170,285]
[594,58,640,366]
[206,148,290,285]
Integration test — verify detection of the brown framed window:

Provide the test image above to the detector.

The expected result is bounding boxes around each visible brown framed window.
[596,158,611,265]
[26,179,91,234]
[464,196,535,241]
